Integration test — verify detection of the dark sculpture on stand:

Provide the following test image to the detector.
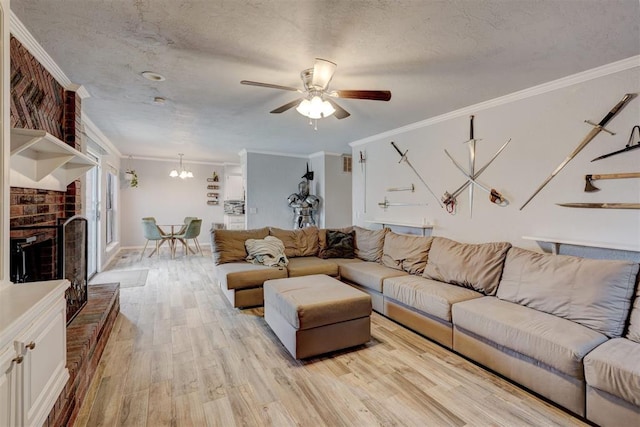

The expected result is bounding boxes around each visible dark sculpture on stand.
[287,164,321,229]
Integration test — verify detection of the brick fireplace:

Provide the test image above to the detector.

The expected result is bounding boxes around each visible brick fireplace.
[9,35,119,427]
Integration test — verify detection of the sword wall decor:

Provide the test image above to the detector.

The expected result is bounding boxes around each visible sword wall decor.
[390,141,443,208]
[557,203,640,210]
[360,150,367,212]
[378,197,428,209]
[591,125,640,162]
[442,137,512,213]
[520,93,637,210]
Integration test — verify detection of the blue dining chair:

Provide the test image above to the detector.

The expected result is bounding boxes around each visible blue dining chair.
[172,219,203,257]
[140,218,172,259]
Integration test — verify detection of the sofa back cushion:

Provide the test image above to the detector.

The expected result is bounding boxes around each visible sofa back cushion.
[212,227,269,265]
[353,226,387,262]
[626,282,640,343]
[319,227,353,258]
[497,247,639,338]
[269,227,319,257]
[381,232,432,275]
[422,237,512,296]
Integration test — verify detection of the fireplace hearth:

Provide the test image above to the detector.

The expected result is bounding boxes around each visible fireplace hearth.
[10,215,88,324]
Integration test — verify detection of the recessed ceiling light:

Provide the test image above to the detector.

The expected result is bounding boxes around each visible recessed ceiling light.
[141,71,166,81]
[153,97,166,105]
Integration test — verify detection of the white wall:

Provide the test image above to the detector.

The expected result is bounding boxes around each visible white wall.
[309,153,325,227]
[352,64,640,251]
[245,152,309,229]
[120,158,226,247]
[323,154,352,228]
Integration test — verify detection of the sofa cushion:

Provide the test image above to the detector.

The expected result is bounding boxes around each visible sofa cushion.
[496,247,639,338]
[353,226,387,262]
[286,257,339,277]
[212,228,270,265]
[422,237,511,296]
[381,232,432,275]
[216,262,287,290]
[269,227,319,257]
[626,283,640,343]
[318,227,353,258]
[322,230,355,259]
[340,261,408,293]
[453,297,608,379]
[383,275,483,322]
[584,338,640,406]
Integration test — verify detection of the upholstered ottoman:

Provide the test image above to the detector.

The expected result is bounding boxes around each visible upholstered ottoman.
[264,274,372,359]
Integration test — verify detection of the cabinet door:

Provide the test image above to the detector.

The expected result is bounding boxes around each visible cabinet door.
[17,301,68,427]
[0,346,18,427]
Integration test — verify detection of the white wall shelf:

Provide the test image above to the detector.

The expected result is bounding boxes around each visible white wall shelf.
[522,235,640,254]
[10,128,97,191]
[366,220,433,236]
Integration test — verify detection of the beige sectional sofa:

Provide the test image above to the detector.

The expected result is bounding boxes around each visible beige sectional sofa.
[211,225,640,425]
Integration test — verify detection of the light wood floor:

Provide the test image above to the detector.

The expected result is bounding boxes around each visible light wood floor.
[74,248,587,427]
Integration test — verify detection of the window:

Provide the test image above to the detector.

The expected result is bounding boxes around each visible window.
[105,171,116,245]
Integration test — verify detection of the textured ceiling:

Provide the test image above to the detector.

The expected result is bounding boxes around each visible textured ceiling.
[11,0,640,163]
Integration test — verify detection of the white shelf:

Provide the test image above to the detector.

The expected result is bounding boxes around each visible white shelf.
[366,220,433,236]
[10,128,97,191]
[522,235,640,254]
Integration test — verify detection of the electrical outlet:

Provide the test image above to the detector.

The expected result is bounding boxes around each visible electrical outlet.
[249,207,257,214]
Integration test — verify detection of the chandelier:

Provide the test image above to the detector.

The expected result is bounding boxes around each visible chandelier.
[169,153,193,179]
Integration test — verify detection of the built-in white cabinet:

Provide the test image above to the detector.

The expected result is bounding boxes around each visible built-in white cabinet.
[224,214,245,230]
[0,280,70,427]
[225,174,244,201]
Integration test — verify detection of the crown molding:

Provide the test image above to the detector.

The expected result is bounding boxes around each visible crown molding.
[82,115,121,157]
[10,10,90,97]
[349,55,640,147]
[241,149,310,159]
[125,155,227,166]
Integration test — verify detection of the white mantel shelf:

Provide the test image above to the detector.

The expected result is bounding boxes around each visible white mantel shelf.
[522,236,640,254]
[10,128,97,191]
[366,220,433,236]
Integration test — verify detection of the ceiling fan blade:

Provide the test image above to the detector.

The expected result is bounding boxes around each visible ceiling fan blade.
[241,80,301,92]
[332,90,392,101]
[311,58,337,90]
[326,99,350,119]
[270,99,302,114]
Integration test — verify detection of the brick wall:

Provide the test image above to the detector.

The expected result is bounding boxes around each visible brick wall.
[9,35,83,225]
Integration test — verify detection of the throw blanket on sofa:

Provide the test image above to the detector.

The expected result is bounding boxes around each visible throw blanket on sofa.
[245,236,289,267]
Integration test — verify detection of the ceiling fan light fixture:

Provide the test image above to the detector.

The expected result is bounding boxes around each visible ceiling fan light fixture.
[311,58,337,90]
[296,95,335,119]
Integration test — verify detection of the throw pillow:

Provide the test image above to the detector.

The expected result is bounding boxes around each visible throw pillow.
[318,226,353,258]
[322,230,355,259]
[353,226,387,262]
[245,236,288,267]
[381,231,432,274]
[422,237,512,296]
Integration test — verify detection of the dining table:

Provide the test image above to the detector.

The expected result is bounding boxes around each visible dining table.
[157,224,196,257]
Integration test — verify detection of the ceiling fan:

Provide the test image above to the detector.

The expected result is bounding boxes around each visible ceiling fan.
[240,58,391,123]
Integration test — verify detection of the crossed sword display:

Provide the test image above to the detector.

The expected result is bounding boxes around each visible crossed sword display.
[442,116,511,215]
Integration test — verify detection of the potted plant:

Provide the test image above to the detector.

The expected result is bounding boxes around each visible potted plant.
[125,169,139,188]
